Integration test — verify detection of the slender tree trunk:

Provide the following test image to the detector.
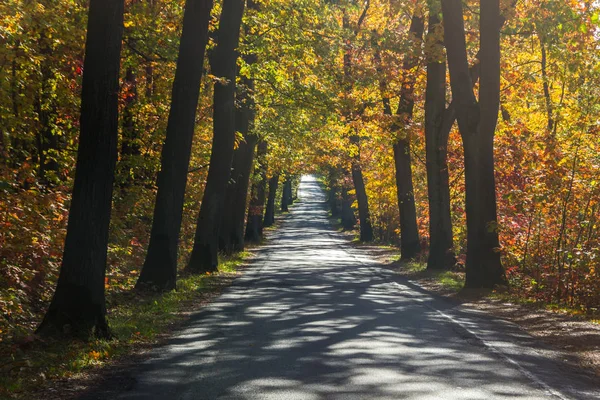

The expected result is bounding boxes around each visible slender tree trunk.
[342,5,372,242]
[119,67,139,186]
[37,0,125,338]
[442,0,506,288]
[391,10,423,259]
[145,63,154,99]
[350,155,373,241]
[425,9,455,270]
[136,0,214,290]
[121,68,139,158]
[187,0,246,273]
[245,140,268,243]
[538,32,554,133]
[281,177,292,212]
[263,173,279,227]
[36,33,60,183]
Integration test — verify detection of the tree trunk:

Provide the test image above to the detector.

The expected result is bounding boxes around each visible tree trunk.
[121,68,139,158]
[218,126,257,254]
[425,10,455,270]
[118,67,140,186]
[187,0,246,273]
[219,4,258,253]
[442,0,506,288]
[136,0,214,290]
[391,11,423,258]
[245,140,268,243]
[37,0,125,338]
[281,177,292,212]
[351,158,373,241]
[36,33,60,183]
[263,173,279,227]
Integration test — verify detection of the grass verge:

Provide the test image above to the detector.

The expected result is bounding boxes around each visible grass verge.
[0,251,251,399]
[395,260,465,294]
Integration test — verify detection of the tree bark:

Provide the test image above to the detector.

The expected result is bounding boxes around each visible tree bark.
[219,1,259,254]
[263,173,279,227]
[425,9,455,270]
[441,0,506,287]
[342,5,373,242]
[35,32,60,183]
[136,0,214,290]
[350,153,373,241]
[218,116,257,253]
[187,0,246,273]
[118,67,140,186]
[392,11,423,258]
[36,0,125,338]
[245,140,268,243]
[281,177,292,212]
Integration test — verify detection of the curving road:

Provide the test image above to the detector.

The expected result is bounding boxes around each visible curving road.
[108,176,598,400]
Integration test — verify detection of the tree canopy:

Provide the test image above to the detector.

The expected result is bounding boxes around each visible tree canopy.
[1,0,600,341]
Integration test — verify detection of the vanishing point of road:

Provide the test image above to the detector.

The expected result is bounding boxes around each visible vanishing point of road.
[100,176,598,400]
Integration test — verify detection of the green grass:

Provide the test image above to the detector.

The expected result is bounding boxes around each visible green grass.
[397,260,465,293]
[0,251,251,399]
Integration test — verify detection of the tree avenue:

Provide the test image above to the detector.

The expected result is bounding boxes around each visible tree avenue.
[0,0,598,343]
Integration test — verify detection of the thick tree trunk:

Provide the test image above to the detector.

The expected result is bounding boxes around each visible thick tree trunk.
[219,6,258,253]
[136,0,214,290]
[245,140,268,243]
[37,0,125,338]
[187,0,245,274]
[219,127,257,253]
[442,0,506,288]
[263,173,279,227]
[351,159,373,241]
[281,177,292,212]
[425,11,455,270]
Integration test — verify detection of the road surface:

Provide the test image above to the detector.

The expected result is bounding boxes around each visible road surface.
[109,176,598,400]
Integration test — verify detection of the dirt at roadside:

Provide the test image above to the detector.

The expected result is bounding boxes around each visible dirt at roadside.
[356,243,600,378]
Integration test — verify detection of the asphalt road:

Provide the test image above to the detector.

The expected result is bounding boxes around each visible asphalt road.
[112,176,599,400]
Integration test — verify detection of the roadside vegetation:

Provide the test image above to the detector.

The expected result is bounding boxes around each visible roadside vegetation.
[0,252,250,399]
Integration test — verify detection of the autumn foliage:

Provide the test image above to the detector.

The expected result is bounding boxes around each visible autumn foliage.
[1,0,599,342]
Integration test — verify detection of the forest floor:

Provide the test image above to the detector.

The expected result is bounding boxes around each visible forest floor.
[353,243,600,379]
